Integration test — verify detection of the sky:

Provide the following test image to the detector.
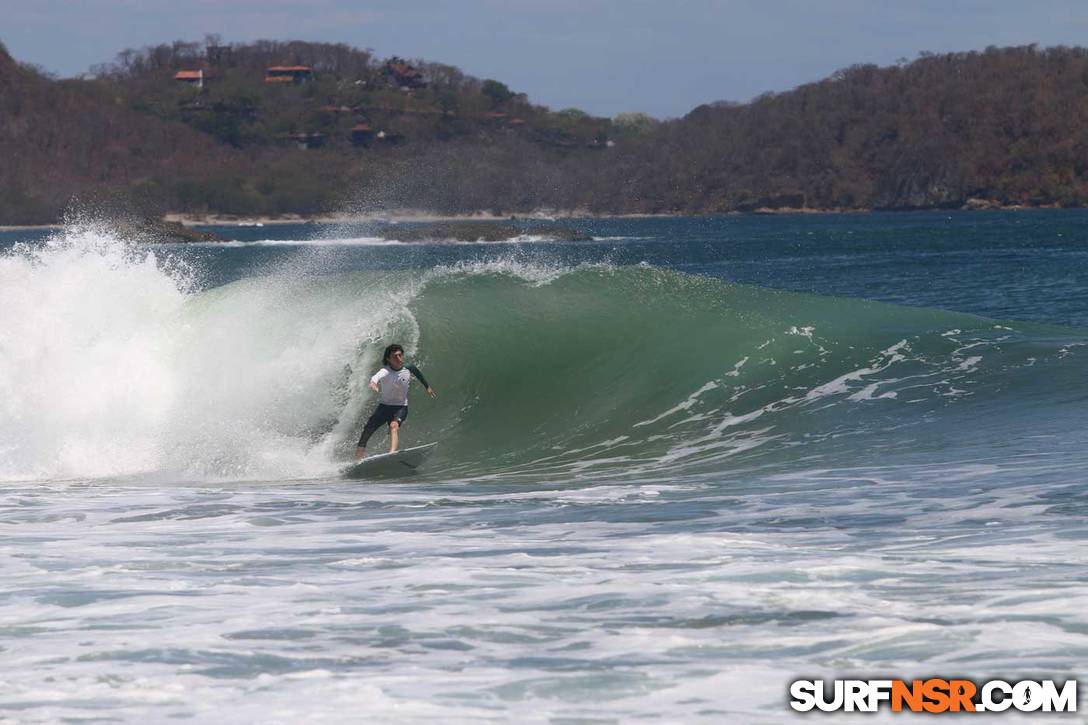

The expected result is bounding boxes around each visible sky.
[4,0,1088,119]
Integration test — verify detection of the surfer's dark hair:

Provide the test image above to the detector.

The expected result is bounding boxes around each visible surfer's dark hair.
[382,343,404,365]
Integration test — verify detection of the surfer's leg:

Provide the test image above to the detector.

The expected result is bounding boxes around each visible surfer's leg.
[355,405,392,459]
[388,406,409,453]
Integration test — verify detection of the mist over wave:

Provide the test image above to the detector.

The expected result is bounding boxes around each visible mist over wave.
[0,228,405,481]
[0,226,1080,484]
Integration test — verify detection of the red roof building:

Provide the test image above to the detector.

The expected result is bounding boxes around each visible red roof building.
[174,69,208,88]
[384,61,427,89]
[351,123,375,146]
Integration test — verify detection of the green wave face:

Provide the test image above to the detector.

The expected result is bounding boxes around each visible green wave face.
[391,265,1071,481]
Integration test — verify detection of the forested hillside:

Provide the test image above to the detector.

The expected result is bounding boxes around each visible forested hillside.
[632,45,1088,212]
[3,39,1088,223]
[0,43,228,223]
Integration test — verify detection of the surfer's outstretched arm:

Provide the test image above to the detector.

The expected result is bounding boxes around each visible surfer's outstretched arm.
[407,364,437,398]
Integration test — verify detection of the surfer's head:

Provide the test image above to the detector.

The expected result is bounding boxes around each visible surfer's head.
[383,343,405,369]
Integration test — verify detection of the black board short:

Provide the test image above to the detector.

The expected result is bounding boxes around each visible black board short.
[358,404,409,447]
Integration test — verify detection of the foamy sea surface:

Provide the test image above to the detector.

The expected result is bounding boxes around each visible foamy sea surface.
[1,212,1086,722]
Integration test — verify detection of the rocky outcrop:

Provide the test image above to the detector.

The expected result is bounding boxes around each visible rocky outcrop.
[962,197,1001,211]
[118,218,224,243]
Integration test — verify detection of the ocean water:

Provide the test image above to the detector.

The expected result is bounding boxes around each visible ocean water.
[1,211,1086,721]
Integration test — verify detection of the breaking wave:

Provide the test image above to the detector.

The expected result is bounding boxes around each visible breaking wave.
[1,227,1082,483]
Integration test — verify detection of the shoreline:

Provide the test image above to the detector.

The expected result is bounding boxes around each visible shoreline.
[159,211,674,227]
[160,202,1068,226]
[0,203,1067,232]
[0,224,63,232]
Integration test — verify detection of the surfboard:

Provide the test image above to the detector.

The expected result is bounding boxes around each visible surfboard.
[342,442,437,480]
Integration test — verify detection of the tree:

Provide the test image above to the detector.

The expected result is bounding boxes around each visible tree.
[613,112,656,134]
[556,108,589,120]
[481,79,514,106]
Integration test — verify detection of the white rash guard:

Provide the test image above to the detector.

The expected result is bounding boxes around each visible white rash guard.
[371,364,429,406]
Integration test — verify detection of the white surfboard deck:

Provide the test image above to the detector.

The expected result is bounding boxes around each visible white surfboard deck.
[342,442,437,480]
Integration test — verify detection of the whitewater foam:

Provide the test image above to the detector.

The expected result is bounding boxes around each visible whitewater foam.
[0,228,426,481]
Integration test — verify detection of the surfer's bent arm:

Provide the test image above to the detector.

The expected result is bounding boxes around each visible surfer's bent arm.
[369,367,389,393]
[407,364,437,398]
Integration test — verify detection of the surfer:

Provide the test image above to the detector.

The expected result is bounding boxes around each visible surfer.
[354,344,436,460]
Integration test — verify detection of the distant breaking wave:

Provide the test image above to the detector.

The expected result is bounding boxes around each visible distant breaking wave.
[182,234,605,247]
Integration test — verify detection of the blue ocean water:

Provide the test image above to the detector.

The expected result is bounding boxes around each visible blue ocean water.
[0,211,1085,721]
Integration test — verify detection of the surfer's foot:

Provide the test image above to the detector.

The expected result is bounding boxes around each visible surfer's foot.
[353,447,365,460]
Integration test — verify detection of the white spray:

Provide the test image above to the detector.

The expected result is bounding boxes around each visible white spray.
[0,226,417,482]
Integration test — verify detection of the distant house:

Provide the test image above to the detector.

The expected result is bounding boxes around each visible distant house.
[351,123,375,146]
[174,70,207,88]
[265,66,314,84]
[278,132,326,150]
[383,61,427,89]
[319,104,353,114]
[376,130,405,145]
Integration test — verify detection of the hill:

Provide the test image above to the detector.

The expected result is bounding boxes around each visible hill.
[0,43,230,223]
[623,45,1088,213]
[3,40,1088,223]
